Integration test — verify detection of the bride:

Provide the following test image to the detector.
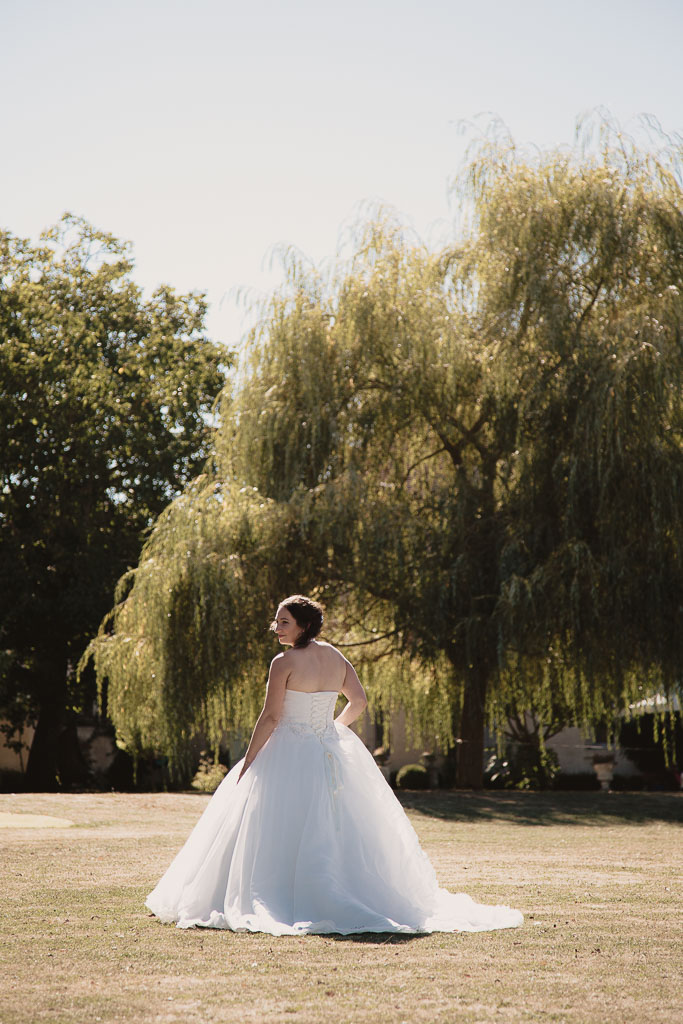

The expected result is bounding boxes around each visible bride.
[146,595,523,935]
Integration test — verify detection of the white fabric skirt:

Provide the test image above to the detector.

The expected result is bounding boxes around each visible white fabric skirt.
[146,690,523,935]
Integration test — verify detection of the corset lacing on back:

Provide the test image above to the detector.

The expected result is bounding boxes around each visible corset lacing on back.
[278,690,338,737]
[278,690,343,830]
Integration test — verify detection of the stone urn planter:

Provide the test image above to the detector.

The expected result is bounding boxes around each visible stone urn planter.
[592,750,616,791]
[372,745,392,782]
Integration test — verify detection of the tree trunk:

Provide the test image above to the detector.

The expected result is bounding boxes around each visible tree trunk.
[455,669,487,790]
[25,662,68,791]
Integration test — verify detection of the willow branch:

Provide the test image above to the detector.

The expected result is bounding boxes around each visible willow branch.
[576,276,605,332]
[402,445,448,483]
[336,630,400,648]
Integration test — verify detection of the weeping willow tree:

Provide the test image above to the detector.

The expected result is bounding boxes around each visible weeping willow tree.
[82,461,456,777]
[85,116,683,787]
[83,479,276,778]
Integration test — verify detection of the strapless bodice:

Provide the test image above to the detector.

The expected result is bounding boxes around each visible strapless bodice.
[279,689,339,734]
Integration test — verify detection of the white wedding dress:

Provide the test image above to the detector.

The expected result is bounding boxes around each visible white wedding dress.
[146,690,523,935]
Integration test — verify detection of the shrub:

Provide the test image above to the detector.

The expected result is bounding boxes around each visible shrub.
[552,771,601,791]
[395,763,429,790]
[191,753,228,793]
[484,747,559,790]
[610,773,646,792]
[483,755,513,789]
[0,769,28,793]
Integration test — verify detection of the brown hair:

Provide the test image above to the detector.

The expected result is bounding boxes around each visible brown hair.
[271,594,324,647]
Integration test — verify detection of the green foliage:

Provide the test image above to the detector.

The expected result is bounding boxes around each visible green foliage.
[0,215,228,785]
[83,478,282,774]
[395,763,429,790]
[619,712,683,781]
[484,740,560,791]
[91,115,683,785]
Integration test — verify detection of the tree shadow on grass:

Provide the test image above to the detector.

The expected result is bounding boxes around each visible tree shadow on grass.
[397,790,683,827]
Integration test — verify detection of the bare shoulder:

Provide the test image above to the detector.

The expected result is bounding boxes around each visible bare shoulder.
[315,640,345,660]
[270,651,289,671]
[318,643,351,677]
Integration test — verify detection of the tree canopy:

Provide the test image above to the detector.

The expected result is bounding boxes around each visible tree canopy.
[88,120,683,787]
[0,216,228,787]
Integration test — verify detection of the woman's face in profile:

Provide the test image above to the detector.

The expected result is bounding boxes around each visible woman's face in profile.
[273,606,302,646]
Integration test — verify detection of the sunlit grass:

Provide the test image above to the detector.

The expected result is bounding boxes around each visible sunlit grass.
[2,791,681,1024]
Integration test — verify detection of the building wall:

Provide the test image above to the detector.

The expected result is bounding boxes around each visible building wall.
[546,725,641,776]
[0,724,34,772]
[354,707,438,777]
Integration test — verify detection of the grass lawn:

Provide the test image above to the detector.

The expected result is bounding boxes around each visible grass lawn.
[1,790,681,1024]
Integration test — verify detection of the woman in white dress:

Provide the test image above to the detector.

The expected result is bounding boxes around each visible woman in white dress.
[145,595,523,935]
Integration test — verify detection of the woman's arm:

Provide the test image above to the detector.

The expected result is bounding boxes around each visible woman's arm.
[335,657,368,727]
[238,655,289,782]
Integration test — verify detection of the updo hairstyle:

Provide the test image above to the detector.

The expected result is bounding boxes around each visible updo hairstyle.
[272,594,324,647]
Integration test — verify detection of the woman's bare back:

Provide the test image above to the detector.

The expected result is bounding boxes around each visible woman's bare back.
[282,641,347,693]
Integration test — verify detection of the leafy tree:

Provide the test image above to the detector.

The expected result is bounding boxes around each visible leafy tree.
[0,216,228,788]
[89,119,683,787]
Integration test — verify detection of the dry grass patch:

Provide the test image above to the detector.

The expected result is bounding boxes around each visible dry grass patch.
[1,791,681,1024]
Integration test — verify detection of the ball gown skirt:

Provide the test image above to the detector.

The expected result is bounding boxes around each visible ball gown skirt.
[145,689,524,936]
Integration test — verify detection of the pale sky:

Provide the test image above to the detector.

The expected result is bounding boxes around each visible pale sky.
[2,0,682,350]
